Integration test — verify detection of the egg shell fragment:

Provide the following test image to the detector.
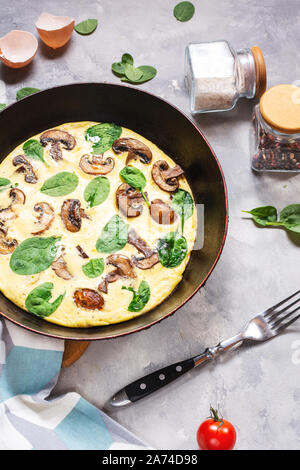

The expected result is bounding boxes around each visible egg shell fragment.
[36,12,75,49]
[0,30,38,69]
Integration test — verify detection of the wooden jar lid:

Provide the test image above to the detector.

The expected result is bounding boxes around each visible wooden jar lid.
[251,46,267,98]
[260,84,300,134]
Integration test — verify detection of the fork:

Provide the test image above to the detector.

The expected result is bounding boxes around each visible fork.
[110,290,300,407]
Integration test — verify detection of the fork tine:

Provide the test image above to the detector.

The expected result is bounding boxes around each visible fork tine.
[264,289,300,317]
[267,297,300,322]
[271,305,300,329]
[275,313,300,334]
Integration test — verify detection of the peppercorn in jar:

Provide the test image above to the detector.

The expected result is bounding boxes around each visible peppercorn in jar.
[251,84,300,172]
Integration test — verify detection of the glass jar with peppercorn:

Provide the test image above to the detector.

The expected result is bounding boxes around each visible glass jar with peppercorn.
[251,84,300,172]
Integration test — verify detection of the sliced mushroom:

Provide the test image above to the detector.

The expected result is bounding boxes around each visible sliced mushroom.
[128,228,159,270]
[112,138,152,165]
[40,129,76,161]
[61,199,88,233]
[9,188,26,205]
[31,202,54,235]
[76,245,89,259]
[51,255,73,280]
[79,154,115,175]
[150,199,176,225]
[74,288,104,310]
[152,160,184,192]
[98,254,136,294]
[116,183,144,218]
[0,187,26,223]
[13,155,38,184]
[0,231,18,254]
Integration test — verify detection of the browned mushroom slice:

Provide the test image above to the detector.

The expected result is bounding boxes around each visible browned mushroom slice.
[152,160,184,192]
[116,183,144,218]
[112,138,152,165]
[150,199,177,225]
[13,155,38,184]
[76,245,89,259]
[9,188,26,205]
[40,129,76,161]
[74,288,104,310]
[51,255,73,280]
[0,233,18,254]
[79,154,115,175]
[98,254,136,294]
[31,202,55,235]
[0,187,26,223]
[61,199,88,233]
[128,228,159,270]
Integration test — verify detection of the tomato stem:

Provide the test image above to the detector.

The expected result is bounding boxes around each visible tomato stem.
[210,406,224,428]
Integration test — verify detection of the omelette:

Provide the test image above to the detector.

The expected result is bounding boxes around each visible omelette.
[0,122,197,328]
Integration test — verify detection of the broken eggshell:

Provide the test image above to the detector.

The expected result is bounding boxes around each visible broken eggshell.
[0,30,38,69]
[36,12,75,49]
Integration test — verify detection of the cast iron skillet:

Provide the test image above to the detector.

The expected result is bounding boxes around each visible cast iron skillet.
[0,83,228,340]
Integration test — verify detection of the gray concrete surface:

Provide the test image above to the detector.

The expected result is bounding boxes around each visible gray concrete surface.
[1,0,300,450]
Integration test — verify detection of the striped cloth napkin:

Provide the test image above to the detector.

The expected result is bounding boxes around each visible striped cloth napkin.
[0,318,147,450]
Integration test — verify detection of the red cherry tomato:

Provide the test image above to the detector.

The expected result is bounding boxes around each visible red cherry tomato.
[197,407,236,451]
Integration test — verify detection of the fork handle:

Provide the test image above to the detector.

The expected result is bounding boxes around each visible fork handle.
[110,335,244,407]
[110,351,210,407]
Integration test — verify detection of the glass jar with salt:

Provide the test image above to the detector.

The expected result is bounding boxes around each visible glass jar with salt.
[185,40,266,114]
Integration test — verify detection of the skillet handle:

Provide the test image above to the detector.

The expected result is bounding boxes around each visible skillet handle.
[110,353,210,407]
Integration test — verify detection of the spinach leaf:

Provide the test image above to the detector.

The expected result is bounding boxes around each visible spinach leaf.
[124,63,143,82]
[84,176,110,208]
[121,65,157,84]
[23,139,47,166]
[174,1,195,22]
[25,282,65,318]
[16,87,40,101]
[242,206,278,226]
[10,237,60,275]
[40,172,79,197]
[122,280,150,312]
[157,231,188,268]
[119,166,149,206]
[74,19,98,35]
[172,188,194,232]
[122,53,134,65]
[279,205,300,233]
[0,178,10,187]
[112,62,125,76]
[85,122,122,154]
[82,258,104,278]
[0,103,6,111]
[96,215,128,253]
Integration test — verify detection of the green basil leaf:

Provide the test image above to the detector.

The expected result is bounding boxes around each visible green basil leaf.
[84,176,110,208]
[40,172,79,197]
[122,280,150,312]
[157,231,188,268]
[242,206,278,227]
[121,65,157,84]
[96,214,128,253]
[16,87,40,101]
[124,63,143,82]
[10,237,61,275]
[119,166,149,205]
[25,282,65,318]
[279,204,300,233]
[23,139,47,166]
[173,1,195,22]
[82,258,104,278]
[122,53,134,65]
[172,189,194,232]
[85,122,122,154]
[74,19,98,35]
[0,103,6,111]
[112,62,125,76]
[0,178,10,187]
